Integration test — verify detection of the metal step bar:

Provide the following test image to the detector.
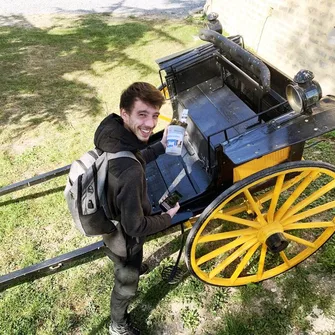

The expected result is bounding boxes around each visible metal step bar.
[0,165,71,197]
[0,241,106,292]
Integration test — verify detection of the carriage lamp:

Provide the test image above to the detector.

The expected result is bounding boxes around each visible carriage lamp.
[286,69,322,114]
[206,12,222,34]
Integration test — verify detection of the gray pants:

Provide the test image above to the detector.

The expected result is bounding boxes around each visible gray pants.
[105,247,143,324]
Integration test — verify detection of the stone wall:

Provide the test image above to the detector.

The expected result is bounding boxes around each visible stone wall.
[204,0,335,95]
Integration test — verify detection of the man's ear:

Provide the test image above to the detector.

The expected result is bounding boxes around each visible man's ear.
[120,108,128,122]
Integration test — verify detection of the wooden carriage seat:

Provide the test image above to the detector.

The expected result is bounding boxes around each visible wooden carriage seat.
[146,147,212,214]
[176,76,257,163]
[146,76,258,211]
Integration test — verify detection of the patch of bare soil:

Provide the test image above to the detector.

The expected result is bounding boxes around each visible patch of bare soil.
[306,273,335,334]
[306,306,335,335]
[9,136,45,155]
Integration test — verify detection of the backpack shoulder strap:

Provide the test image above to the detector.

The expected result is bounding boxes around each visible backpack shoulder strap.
[105,151,140,164]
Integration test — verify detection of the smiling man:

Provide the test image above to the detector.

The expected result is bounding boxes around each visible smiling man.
[121,99,159,142]
[94,82,180,335]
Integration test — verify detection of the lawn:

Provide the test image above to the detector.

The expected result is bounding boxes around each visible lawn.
[0,13,334,335]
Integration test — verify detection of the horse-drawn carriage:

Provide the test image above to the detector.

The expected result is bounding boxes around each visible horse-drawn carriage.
[1,28,335,290]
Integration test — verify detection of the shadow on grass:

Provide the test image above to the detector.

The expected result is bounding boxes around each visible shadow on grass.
[214,262,334,335]
[87,278,190,335]
[0,14,187,141]
[131,275,190,335]
[0,185,64,207]
[87,232,188,335]
[145,226,185,268]
[0,230,186,334]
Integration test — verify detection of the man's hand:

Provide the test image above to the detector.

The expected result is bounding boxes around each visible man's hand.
[160,126,168,149]
[166,202,180,219]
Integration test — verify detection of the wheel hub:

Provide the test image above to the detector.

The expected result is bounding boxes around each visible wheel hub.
[266,233,289,253]
[257,222,288,253]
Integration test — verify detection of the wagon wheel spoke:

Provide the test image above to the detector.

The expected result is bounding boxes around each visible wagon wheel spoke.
[267,174,285,223]
[208,238,259,279]
[215,213,260,228]
[283,200,335,225]
[220,170,311,217]
[284,222,335,230]
[243,189,268,226]
[254,170,311,208]
[196,235,254,266]
[230,242,261,284]
[257,244,267,280]
[274,171,320,221]
[185,161,335,287]
[281,179,335,221]
[280,251,291,267]
[282,232,316,248]
[197,228,256,243]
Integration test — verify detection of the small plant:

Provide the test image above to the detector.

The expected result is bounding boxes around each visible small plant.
[324,130,335,139]
[317,237,335,272]
[178,276,206,306]
[210,288,229,315]
[218,312,251,335]
[185,12,207,26]
[180,306,200,331]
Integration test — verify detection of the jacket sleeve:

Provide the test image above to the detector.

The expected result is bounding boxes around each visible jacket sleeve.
[116,165,171,237]
[140,141,165,163]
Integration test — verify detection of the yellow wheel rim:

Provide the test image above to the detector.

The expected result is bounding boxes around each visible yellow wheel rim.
[186,162,335,286]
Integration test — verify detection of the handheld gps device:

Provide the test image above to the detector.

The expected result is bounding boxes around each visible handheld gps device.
[159,191,182,211]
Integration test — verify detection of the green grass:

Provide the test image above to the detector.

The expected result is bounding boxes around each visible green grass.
[1,13,335,335]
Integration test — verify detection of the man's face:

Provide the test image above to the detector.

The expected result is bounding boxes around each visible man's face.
[121,99,160,142]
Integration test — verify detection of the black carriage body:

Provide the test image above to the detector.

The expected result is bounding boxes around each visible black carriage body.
[150,30,335,210]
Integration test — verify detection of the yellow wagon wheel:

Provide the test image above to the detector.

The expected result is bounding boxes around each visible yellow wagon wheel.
[185,161,335,286]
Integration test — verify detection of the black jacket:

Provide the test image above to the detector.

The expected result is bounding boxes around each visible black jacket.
[94,113,171,256]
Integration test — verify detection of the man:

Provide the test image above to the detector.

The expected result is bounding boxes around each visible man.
[94,82,180,335]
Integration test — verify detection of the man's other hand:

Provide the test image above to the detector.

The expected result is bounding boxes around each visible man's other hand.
[160,126,168,149]
[166,202,180,219]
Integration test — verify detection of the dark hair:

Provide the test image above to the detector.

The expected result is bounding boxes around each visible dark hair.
[119,82,165,113]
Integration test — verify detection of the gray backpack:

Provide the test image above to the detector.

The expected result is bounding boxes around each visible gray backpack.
[64,149,139,236]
